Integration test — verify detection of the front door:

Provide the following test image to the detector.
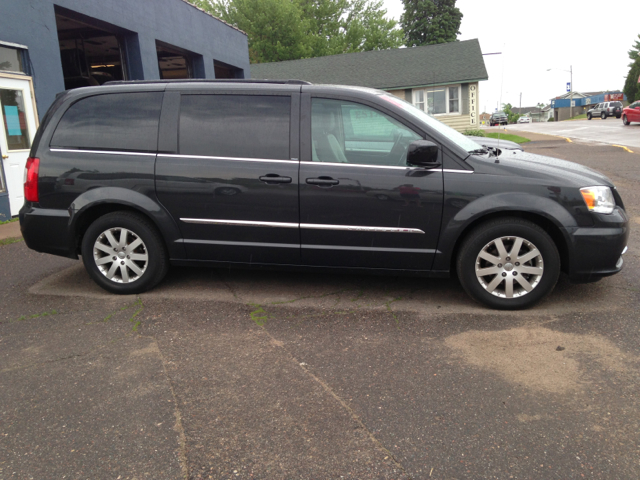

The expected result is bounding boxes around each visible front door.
[0,74,38,216]
[299,97,443,271]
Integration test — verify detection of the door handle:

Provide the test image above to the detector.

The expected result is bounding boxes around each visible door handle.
[306,176,339,186]
[259,174,292,184]
[1,155,8,159]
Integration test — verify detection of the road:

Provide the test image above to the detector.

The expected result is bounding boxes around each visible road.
[1,139,639,479]
[498,118,640,149]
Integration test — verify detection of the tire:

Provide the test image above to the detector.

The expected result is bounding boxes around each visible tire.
[81,211,169,294]
[616,115,621,119]
[601,112,606,120]
[623,115,630,126]
[456,218,560,310]
[587,113,592,120]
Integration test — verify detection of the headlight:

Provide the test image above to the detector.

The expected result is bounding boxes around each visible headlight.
[580,186,615,214]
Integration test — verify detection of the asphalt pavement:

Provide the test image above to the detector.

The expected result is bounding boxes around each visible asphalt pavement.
[1,138,640,479]
[500,118,640,149]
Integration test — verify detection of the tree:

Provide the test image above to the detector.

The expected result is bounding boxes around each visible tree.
[502,103,520,124]
[400,0,462,47]
[193,0,403,63]
[623,57,640,103]
[627,34,640,67]
[194,0,311,63]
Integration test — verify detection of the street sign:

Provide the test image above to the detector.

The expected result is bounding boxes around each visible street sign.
[566,82,571,92]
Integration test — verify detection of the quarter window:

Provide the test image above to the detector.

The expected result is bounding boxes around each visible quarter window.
[179,95,290,159]
[311,98,421,166]
[51,92,163,152]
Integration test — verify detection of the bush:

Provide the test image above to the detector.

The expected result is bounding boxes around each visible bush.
[547,117,554,122]
[463,129,485,137]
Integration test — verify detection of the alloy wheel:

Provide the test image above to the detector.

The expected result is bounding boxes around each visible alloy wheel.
[475,236,544,299]
[93,227,149,283]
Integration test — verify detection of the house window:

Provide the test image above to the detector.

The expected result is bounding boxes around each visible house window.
[0,44,25,74]
[413,85,461,115]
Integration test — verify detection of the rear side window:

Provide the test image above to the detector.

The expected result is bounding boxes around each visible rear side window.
[51,92,163,152]
[179,94,290,159]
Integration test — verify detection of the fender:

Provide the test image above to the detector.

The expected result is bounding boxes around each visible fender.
[432,192,577,271]
[69,187,186,259]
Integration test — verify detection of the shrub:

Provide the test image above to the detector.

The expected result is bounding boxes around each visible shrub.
[547,117,555,122]
[464,129,485,137]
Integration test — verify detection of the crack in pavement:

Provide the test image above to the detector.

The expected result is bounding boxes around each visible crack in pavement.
[252,322,412,478]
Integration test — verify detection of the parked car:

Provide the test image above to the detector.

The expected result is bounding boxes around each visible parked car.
[517,116,532,123]
[587,101,623,120]
[20,80,629,310]
[489,111,508,126]
[622,100,640,125]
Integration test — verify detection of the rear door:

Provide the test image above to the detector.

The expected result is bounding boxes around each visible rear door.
[632,102,640,122]
[298,94,443,271]
[156,86,301,264]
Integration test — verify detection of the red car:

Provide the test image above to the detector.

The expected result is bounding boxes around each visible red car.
[622,100,640,125]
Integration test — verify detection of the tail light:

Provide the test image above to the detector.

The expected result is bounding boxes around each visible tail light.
[24,157,40,202]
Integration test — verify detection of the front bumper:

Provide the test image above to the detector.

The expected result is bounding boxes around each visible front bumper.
[567,207,629,282]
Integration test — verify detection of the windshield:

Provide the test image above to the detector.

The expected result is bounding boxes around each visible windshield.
[380,93,482,153]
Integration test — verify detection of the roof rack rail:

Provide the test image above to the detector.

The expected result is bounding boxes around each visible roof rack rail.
[104,79,312,86]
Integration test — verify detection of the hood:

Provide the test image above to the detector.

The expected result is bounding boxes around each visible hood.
[468,149,615,188]
[466,135,522,151]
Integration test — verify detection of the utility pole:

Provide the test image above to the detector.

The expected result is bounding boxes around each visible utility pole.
[519,93,522,110]
[570,65,573,120]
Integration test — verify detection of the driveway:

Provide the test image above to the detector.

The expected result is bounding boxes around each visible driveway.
[1,139,640,479]
[499,118,640,149]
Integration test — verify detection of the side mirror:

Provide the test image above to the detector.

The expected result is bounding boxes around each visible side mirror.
[407,140,440,167]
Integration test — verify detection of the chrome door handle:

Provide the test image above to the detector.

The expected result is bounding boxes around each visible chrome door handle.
[306,177,339,186]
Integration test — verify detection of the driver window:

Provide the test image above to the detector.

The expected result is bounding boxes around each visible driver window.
[311,98,421,166]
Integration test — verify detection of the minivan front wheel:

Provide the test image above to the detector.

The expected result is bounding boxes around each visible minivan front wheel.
[457,218,560,309]
[81,212,168,294]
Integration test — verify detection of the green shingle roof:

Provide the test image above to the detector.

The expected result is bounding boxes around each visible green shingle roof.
[250,39,488,89]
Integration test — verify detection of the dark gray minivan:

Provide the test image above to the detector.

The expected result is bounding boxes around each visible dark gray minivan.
[20,80,629,309]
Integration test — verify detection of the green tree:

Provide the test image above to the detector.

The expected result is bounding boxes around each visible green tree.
[193,0,403,63]
[502,103,520,124]
[400,0,462,47]
[194,0,311,63]
[623,57,640,103]
[627,33,640,67]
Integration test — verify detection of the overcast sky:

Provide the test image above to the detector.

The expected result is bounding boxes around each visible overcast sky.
[382,0,640,112]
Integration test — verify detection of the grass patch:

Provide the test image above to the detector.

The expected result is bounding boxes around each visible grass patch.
[565,113,588,121]
[485,132,531,144]
[463,128,485,137]
[0,237,23,246]
[8,309,58,324]
[0,217,18,225]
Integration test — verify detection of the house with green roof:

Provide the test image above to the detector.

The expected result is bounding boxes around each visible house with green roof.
[251,39,488,132]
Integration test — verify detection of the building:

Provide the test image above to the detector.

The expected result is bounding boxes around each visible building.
[479,112,491,124]
[251,39,488,133]
[511,105,553,122]
[550,91,626,122]
[0,0,251,219]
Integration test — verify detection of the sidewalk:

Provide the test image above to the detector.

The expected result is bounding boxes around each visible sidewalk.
[0,220,21,240]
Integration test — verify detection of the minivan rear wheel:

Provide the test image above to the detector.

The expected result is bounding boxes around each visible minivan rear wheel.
[457,218,560,310]
[81,212,168,294]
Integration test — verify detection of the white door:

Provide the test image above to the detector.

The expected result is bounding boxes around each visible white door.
[0,75,38,216]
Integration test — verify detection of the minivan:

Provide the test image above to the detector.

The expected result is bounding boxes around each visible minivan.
[20,80,629,309]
